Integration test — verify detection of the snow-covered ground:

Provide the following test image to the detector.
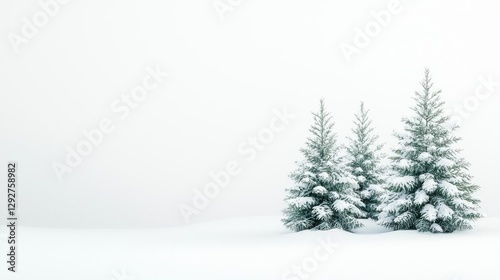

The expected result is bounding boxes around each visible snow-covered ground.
[1,216,499,280]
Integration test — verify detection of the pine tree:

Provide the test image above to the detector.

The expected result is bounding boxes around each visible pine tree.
[282,99,365,232]
[346,102,386,220]
[378,69,483,233]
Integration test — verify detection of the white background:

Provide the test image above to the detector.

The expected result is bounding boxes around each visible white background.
[0,0,499,228]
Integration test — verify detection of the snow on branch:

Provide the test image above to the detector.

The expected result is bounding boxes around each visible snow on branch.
[287,197,316,208]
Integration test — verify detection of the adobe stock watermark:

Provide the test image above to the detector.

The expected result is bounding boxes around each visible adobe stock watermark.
[282,236,339,280]
[447,75,499,127]
[8,0,71,53]
[111,268,135,280]
[178,107,295,223]
[212,0,243,21]
[52,65,169,182]
[340,0,404,63]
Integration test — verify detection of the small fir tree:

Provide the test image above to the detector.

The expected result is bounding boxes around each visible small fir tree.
[378,69,483,233]
[346,102,386,220]
[283,99,365,232]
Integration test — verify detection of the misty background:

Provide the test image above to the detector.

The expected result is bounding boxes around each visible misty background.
[0,0,499,228]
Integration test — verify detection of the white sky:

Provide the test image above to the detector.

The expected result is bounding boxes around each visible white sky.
[0,0,499,228]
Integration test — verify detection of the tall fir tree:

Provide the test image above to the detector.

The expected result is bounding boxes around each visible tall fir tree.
[283,99,365,232]
[346,102,386,220]
[378,69,483,233]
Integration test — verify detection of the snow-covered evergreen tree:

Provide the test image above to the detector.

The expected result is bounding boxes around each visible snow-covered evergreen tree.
[378,69,483,233]
[346,102,386,220]
[282,99,365,232]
